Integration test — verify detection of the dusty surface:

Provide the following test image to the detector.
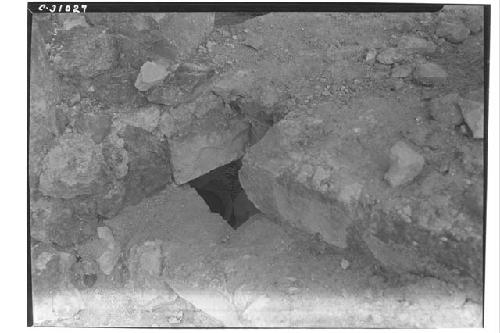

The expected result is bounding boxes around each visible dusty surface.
[29,6,485,328]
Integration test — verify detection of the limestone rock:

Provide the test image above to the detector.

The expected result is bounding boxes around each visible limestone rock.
[436,21,470,44]
[104,186,234,324]
[158,13,215,60]
[117,105,161,132]
[102,132,129,180]
[240,97,482,281]
[413,62,448,86]
[120,126,172,205]
[429,93,463,127]
[458,98,484,139]
[78,226,121,275]
[69,257,100,290]
[29,22,59,189]
[95,226,121,275]
[52,28,118,78]
[148,63,215,106]
[169,116,251,184]
[30,197,73,244]
[135,61,170,92]
[57,14,89,30]
[242,31,264,50]
[73,112,113,144]
[384,141,425,187]
[376,48,404,64]
[365,48,377,64]
[127,240,178,309]
[95,179,127,218]
[39,133,104,199]
[92,69,145,106]
[391,64,414,78]
[397,35,436,55]
[31,244,84,324]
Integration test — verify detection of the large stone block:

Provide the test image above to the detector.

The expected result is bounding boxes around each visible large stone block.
[52,27,119,78]
[240,97,483,282]
[169,113,251,184]
[158,13,215,60]
[39,133,104,199]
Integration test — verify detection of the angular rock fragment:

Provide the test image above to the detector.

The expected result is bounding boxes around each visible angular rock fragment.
[458,98,484,139]
[57,14,89,30]
[391,64,414,78]
[77,226,121,275]
[31,244,84,324]
[169,116,251,184]
[397,35,436,55]
[158,13,215,60]
[39,133,104,199]
[73,112,113,144]
[30,197,73,244]
[365,48,377,64]
[413,62,448,86]
[384,141,425,187]
[135,61,170,91]
[117,105,161,133]
[436,21,470,44]
[376,48,404,64]
[52,28,118,78]
[105,186,235,325]
[240,97,482,281]
[119,126,172,205]
[429,93,463,127]
[29,22,59,189]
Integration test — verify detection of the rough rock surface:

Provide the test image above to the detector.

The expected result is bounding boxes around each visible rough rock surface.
[397,35,436,55]
[31,243,84,324]
[39,133,104,199]
[29,21,59,190]
[429,93,463,127]
[84,196,482,327]
[240,96,483,282]
[436,21,470,44]
[119,126,172,205]
[384,141,425,187]
[376,48,404,65]
[158,13,215,60]
[30,8,485,327]
[458,98,484,139]
[135,61,171,92]
[169,116,251,184]
[413,62,448,86]
[52,27,119,78]
[77,226,121,275]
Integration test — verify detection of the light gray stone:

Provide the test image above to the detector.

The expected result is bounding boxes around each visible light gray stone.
[384,141,425,187]
[391,64,414,78]
[413,62,448,86]
[376,48,404,64]
[458,98,484,139]
[429,93,463,127]
[39,133,104,199]
[436,21,470,44]
[397,35,436,55]
[135,61,170,91]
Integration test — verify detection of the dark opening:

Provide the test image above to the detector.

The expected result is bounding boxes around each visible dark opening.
[189,159,260,229]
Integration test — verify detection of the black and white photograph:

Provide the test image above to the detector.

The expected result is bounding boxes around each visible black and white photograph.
[20,1,499,330]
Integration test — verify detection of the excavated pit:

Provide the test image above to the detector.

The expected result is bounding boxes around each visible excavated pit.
[188,158,260,229]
